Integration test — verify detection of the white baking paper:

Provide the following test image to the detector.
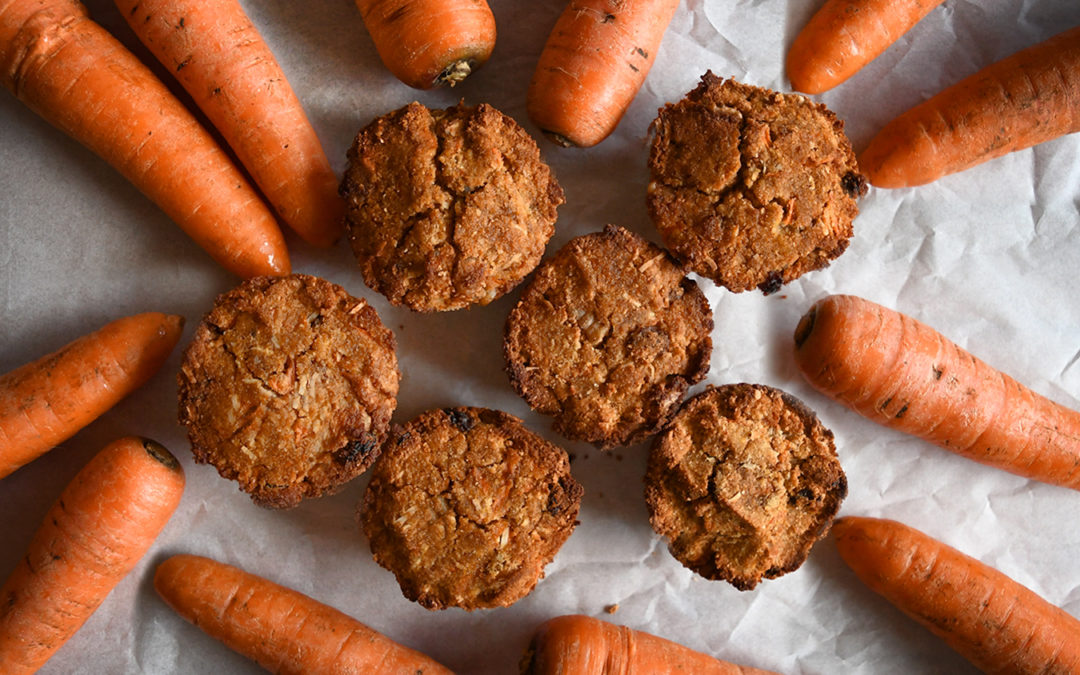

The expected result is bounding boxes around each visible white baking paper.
[2,0,1079,673]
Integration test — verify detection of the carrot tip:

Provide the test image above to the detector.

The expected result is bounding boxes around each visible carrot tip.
[436,59,474,87]
[141,438,181,472]
[542,131,576,148]
[794,305,818,348]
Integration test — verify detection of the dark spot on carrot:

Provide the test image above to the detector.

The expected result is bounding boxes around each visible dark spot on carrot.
[178,17,185,28]
[628,63,639,72]
[333,437,376,465]
[895,404,909,418]
[445,409,474,433]
[635,47,648,58]
[879,396,893,411]
[841,171,868,198]
[603,13,615,22]
[212,87,222,96]
[933,366,943,379]
[758,272,783,295]
[129,3,140,16]
[177,56,192,72]
[386,4,409,23]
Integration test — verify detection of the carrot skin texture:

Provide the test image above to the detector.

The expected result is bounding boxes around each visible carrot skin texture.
[522,614,778,675]
[0,312,184,479]
[0,0,290,277]
[355,0,495,89]
[527,0,680,148]
[114,0,344,247]
[154,554,453,675]
[787,0,946,94]
[834,516,1080,674]
[859,25,1080,187]
[793,294,1080,490]
[0,436,185,674]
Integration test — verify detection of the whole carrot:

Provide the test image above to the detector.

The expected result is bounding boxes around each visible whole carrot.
[793,294,1080,490]
[0,436,185,674]
[859,25,1080,187]
[0,312,183,479]
[527,0,680,147]
[0,0,290,277]
[355,0,496,89]
[154,554,453,674]
[521,614,778,675]
[115,0,345,247]
[787,0,946,94]
[834,516,1080,673]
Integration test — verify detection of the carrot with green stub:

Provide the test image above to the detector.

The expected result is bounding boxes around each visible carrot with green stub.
[114,0,345,247]
[0,312,184,480]
[793,294,1080,490]
[354,0,496,89]
[154,553,453,674]
[521,614,778,675]
[787,0,947,95]
[859,25,1080,187]
[0,436,185,675]
[0,0,290,277]
[834,516,1080,673]
[527,0,680,148]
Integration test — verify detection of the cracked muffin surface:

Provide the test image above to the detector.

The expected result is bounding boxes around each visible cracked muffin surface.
[504,225,712,449]
[178,274,399,509]
[340,101,564,312]
[359,407,582,610]
[647,72,867,294]
[645,383,846,590]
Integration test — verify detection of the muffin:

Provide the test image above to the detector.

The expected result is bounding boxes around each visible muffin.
[504,225,712,449]
[340,101,564,312]
[360,407,582,610]
[647,72,867,294]
[645,383,846,589]
[178,273,399,508]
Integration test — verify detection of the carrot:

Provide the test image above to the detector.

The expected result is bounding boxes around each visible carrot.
[833,516,1080,673]
[154,553,453,674]
[527,0,680,148]
[786,0,947,95]
[0,0,290,277]
[859,25,1080,187]
[0,436,185,674]
[0,312,183,479]
[793,294,1080,490]
[114,0,344,248]
[354,0,496,89]
[521,614,779,675]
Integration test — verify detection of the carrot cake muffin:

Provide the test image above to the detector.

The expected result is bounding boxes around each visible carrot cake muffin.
[645,383,846,589]
[340,101,564,312]
[360,407,582,610]
[504,225,712,449]
[178,273,399,508]
[647,72,867,294]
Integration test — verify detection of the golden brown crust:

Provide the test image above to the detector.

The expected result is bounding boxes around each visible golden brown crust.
[503,225,713,449]
[645,383,846,589]
[177,274,399,509]
[647,72,867,294]
[360,407,582,610]
[340,101,564,312]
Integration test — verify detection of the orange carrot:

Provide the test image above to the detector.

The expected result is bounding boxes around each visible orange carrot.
[0,312,183,479]
[833,516,1080,673]
[0,0,290,277]
[787,0,946,95]
[859,25,1080,187]
[354,0,496,89]
[521,615,779,675]
[527,0,679,147]
[793,294,1080,490]
[114,0,344,247]
[0,436,185,674]
[154,553,453,674]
